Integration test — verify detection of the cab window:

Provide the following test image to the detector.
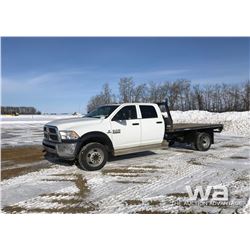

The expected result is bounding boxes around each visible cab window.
[139,105,158,119]
[112,105,137,121]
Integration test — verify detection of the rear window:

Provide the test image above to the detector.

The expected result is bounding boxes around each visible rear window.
[139,105,158,119]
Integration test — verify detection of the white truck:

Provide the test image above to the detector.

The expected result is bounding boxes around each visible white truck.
[43,101,223,171]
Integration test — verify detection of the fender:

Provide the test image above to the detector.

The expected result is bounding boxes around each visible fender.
[75,131,114,156]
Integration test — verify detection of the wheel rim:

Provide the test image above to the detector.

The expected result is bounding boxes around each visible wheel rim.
[86,148,104,167]
[201,135,210,149]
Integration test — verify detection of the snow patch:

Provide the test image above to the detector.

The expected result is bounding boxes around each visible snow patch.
[168,111,250,137]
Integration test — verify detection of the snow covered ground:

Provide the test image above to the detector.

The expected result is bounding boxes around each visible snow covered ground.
[1,111,249,213]
[0,114,79,147]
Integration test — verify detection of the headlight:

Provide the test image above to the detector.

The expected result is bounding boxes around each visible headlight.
[59,130,79,140]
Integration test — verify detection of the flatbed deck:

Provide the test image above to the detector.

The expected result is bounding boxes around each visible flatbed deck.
[165,123,223,133]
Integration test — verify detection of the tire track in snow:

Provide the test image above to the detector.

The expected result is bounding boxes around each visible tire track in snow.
[2,136,249,213]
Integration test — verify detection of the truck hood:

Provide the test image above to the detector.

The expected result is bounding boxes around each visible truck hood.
[46,117,103,130]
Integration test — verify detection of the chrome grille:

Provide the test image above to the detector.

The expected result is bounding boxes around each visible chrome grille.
[44,126,60,142]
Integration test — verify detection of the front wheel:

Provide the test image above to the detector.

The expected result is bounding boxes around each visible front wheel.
[194,132,212,151]
[77,142,108,171]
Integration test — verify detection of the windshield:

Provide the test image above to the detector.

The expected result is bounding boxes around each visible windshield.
[85,105,119,118]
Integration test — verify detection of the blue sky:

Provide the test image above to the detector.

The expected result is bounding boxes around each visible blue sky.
[1,37,249,113]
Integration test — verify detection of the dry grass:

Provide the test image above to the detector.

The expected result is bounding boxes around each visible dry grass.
[124,199,143,206]
[2,174,94,214]
[221,144,242,148]
[110,174,141,178]
[166,192,189,198]
[148,200,161,206]
[116,180,148,184]
[42,178,71,182]
[102,168,154,175]
[102,166,157,178]
[136,210,168,214]
[230,156,248,159]
[2,204,97,214]
[39,192,74,197]
[75,174,89,197]
[1,164,51,180]
[174,150,193,154]
[136,209,208,214]
[187,158,202,165]
[50,198,82,205]
[131,166,162,170]
[235,176,250,182]
[47,173,90,197]
[1,146,44,167]
[1,145,48,180]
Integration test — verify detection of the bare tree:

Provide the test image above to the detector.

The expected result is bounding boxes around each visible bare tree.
[242,81,250,111]
[87,83,115,112]
[86,77,249,112]
[168,81,180,110]
[193,84,204,110]
[132,83,148,102]
[147,82,161,102]
[118,77,135,103]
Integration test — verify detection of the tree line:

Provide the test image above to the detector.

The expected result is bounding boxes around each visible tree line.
[87,78,250,113]
[1,106,41,115]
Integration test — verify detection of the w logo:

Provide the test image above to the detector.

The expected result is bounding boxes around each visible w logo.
[186,185,228,201]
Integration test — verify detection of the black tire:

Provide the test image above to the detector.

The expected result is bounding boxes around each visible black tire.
[194,132,212,151]
[191,142,198,150]
[77,142,108,171]
[190,141,198,150]
[168,140,175,147]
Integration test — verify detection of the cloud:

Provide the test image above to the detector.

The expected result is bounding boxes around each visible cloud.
[22,69,90,86]
[108,69,189,81]
[1,68,110,104]
[191,75,249,85]
[127,69,189,78]
[2,68,87,91]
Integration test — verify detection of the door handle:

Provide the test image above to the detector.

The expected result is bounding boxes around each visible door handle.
[132,123,139,126]
[156,121,163,124]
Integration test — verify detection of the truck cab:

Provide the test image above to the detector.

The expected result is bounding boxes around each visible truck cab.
[43,103,165,171]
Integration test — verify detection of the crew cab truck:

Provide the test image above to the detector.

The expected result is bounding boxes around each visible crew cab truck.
[43,101,223,171]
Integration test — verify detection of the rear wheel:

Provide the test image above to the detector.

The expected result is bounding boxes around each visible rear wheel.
[77,142,108,171]
[191,142,198,150]
[194,132,212,151]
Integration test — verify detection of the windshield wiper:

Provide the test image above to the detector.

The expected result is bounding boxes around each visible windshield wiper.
[85,115,102,118]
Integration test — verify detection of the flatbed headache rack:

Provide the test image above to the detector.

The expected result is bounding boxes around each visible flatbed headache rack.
[156,99,223,133]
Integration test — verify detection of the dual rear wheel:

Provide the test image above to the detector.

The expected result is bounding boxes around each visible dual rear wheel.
[193,132,212,151]
[169,132,212,151]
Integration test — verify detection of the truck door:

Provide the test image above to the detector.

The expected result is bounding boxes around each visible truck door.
[139,105,164,145]
[110,105,141,149]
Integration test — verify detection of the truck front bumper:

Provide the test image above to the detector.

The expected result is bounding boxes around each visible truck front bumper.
[43,139,77,159]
